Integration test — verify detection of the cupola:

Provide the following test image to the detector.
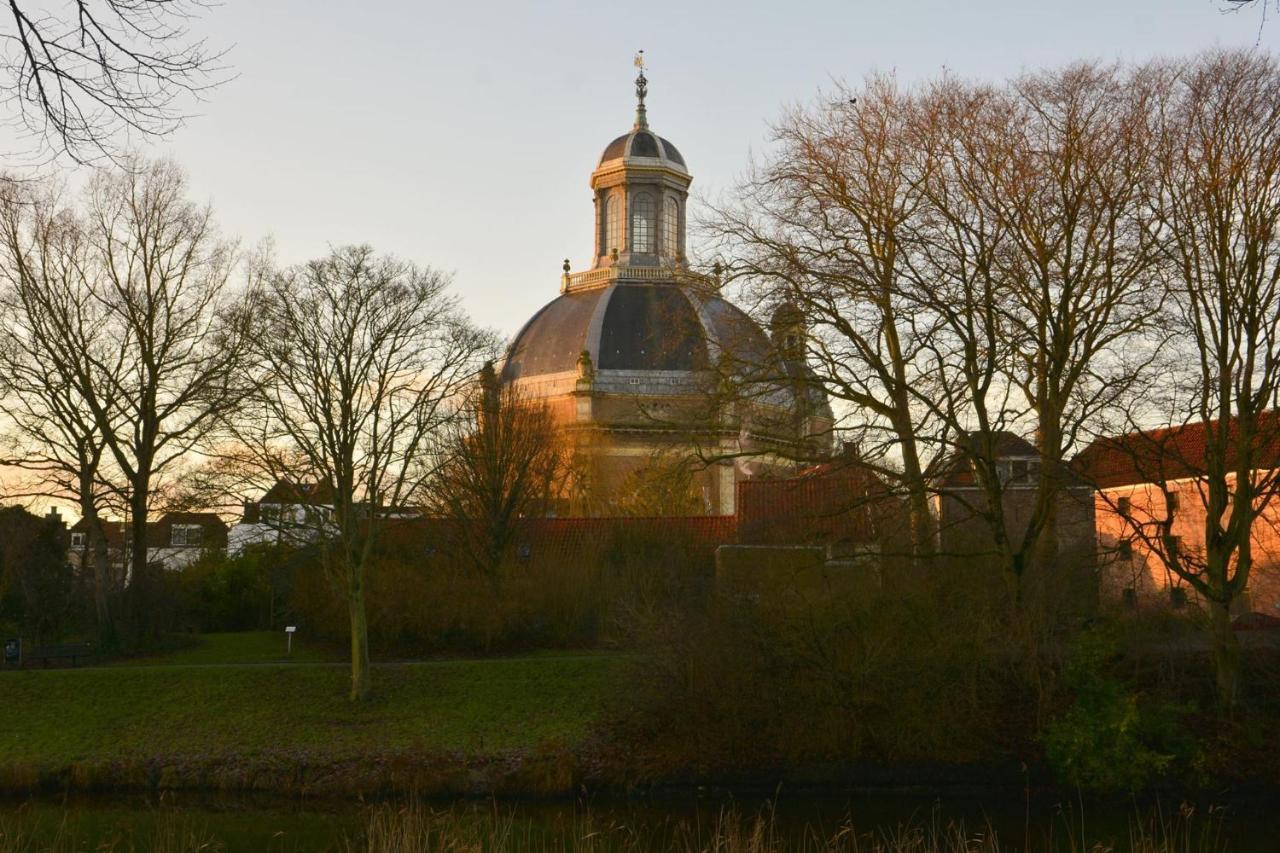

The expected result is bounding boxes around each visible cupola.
[590,57,691,269]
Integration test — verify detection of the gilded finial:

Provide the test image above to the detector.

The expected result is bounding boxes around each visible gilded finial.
[563,258,571,274]
[633,50,648,129]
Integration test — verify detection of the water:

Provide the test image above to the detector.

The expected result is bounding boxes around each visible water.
[1,791,1277,851]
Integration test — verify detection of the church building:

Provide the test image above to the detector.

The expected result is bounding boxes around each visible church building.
[500,63,833,515]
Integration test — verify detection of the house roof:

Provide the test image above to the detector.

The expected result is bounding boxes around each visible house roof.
[932,430,1041,487]
[259,478,335,506]
[70,511,228,548]
[1074,412,1280,489]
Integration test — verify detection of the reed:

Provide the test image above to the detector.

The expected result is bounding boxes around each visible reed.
[351,800,1228,853]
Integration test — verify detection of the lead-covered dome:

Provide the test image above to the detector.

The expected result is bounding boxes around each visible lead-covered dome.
[598,129,687,172]
[502,280,763,382]
[501,277,831,426]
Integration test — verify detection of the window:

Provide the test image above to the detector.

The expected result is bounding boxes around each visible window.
[606,194,621,256]
[1167,491,1180,512]
[1170,586,1188,609]
[171,524,203,547]
[631,192,655,254]
[1119,539,1133,561]
[997,458,1038,485]
[1117,496,1131,514]
[663,196,680,259]
[70,532,85,548]
[517,543,532,562]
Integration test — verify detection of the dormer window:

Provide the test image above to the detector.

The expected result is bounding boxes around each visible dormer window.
[71,532,86,548]
[171,524,203,547]
[996,458,1039,485]
[631,192,655,254]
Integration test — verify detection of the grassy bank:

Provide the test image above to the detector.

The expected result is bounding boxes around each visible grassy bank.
[0,652,623,794]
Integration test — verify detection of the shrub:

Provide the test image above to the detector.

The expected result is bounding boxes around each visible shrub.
[1043,625,1197,792]
[606,560,1040,779]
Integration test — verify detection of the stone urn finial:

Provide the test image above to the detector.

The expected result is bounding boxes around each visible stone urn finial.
[576,349,595,387]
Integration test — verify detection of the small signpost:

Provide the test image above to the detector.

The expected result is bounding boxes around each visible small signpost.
[285,626,297,657]
[3,638,19,667]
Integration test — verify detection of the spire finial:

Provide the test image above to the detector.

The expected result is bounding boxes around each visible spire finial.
[633,50,648,129]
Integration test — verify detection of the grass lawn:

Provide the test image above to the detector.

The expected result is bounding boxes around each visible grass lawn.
[110,630,343,666]
[0,654,624,766]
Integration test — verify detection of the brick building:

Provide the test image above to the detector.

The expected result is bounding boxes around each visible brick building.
[1076,416,1280,614]
[932,431,1096,564]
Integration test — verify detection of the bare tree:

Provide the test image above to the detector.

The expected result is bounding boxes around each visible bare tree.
[709,77,937,561]
[237,245,491,701]
[1,1,226,162]
[427,361,567,579]
[0,179,123,630]
[1089,51,1280,707]
[18,160,252,619]
[901,64,1163,585]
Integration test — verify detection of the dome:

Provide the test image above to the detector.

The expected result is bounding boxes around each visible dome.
[502,281,756,382]
[501,278,831,421]
[598,129,687,172]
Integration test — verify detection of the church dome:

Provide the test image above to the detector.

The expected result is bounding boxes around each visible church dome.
[598,129,687,173]
[502,280,766,382]
[498,56,833,508]
[501,277,831,425]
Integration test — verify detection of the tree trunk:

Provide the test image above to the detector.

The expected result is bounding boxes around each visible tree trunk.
[128,480,150,606]
[348,562,372,702]
[906,486,934,562]
[77,489,112,633]
[896,427,934,562]
[1209,597,1241,709]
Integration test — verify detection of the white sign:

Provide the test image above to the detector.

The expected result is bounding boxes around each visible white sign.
[285,626,297,633]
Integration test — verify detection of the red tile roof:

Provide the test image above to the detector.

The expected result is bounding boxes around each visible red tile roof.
[1074,412,1280,489]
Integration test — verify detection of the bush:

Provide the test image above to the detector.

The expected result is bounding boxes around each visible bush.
[285,523,713,656]
[159,544,300,635]
[1043,625,1198,792]
[606,561,1042,779]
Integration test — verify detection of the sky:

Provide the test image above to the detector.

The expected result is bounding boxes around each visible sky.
[4,0,1274,521]
[109,0,1272,341]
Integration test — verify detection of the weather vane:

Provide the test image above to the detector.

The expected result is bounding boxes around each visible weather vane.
[634,49,648,129]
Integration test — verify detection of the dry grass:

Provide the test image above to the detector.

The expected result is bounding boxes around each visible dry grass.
[349,801,1230,853]
[0,800,1234,852]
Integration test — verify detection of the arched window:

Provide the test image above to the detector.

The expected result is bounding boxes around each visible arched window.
[606,194,621,256]
[663,197,681,259]
[631,192,655,254]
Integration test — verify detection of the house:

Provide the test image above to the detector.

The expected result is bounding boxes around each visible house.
[1074,415,1280,613]
[68,511,228,572]
[229,478,421,556]
[931,431,1097,564]
[230,479,334,555]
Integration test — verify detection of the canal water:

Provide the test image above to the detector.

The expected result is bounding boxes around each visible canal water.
[1,791,1277,851]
